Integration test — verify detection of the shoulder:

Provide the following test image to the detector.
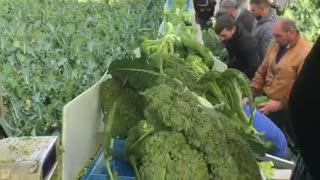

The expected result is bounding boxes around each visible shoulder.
[265,41,278,53]
[240,9,254,18]
[297,36,314,57]
[208,0,217,8]
[262,21,276,32]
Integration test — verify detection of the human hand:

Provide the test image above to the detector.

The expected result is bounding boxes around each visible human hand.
[257,100,282,114]
[242,97,249,105]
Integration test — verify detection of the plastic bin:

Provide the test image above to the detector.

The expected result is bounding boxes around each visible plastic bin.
[82,139,135,180]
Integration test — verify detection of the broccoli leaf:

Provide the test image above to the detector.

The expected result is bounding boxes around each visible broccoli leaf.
[108,56,165,90]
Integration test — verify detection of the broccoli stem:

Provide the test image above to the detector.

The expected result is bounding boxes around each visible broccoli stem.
[129,156,141,180]
[106,159,114,180]
[129,128,154,150]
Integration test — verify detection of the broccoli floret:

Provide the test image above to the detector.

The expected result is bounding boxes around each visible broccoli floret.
[99,78,144,138]
[227,134,262,180]
[141,85,261,180]
[161,53,200,87]
[137,131,209,180]
[142,85,198,131]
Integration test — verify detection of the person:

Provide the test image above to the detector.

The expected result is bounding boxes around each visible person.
[214,14,260,79]
[216,0,256,34]
[269,0,289,15]
[243,105,287,158]
[250,0,277,61]
[251,19,313,148]
[193,0,217,30]
[288,36,320,180]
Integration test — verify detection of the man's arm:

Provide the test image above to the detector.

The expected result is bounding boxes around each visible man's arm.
[250,49,270,97]
[193,0,200,24]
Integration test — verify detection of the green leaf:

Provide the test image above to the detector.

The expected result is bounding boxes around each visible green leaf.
[108,57,165,90]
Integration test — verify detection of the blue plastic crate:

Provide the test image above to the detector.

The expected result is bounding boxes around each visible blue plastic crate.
[82,139,135,180]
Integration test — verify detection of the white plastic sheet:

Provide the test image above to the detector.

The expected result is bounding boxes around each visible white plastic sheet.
[61,72,110,180]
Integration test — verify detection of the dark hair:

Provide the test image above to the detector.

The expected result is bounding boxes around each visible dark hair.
[280,18,298,32]
[214,14,235,34]
[249,0,271,7]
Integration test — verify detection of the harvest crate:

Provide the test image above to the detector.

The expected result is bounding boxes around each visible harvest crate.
[82,139,135,180]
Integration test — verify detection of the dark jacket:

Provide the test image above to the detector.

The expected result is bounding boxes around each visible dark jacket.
[225,24,260,79]
[194,0,216,29]
[236,8,256,34]
[289,36,320,180]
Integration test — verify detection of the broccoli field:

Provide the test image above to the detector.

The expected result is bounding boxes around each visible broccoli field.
[0,0,165,136]
[99,1,275,179]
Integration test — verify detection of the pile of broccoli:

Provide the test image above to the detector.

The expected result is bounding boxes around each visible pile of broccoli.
[98,0,273,179]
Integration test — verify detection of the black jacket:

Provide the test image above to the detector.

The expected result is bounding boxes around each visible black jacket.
[225,24,260,79]
[236,8,256,34]
[289,36,320,180]
[194,0,216,29]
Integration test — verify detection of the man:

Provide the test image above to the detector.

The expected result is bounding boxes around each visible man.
[214,14,260,79]
[289,36,320,180]
[193,0,217,30]
[216,0,256,34]
[250,0,277,61]
[269,0,289,15]
[251,19,313,147]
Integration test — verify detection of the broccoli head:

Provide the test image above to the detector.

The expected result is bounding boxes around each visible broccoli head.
[142,85,199,131]
[141,84,261,180]
[137,131,209,180]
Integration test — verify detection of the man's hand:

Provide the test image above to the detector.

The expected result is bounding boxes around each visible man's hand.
[258,100,282,114]
[242,97,249,105]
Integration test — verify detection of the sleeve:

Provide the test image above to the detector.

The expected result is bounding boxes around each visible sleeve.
[250,46,271,97]
[280,96,289,109]
[225,47,234,67]
[193,0,200,24]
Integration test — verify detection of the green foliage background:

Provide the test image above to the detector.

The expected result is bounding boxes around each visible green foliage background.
[0,0,165,136]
